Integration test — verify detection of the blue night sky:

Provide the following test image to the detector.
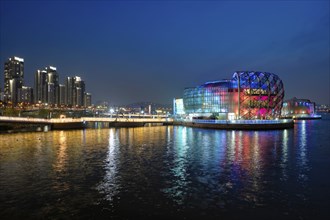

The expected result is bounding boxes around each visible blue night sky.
[0,0,329,105]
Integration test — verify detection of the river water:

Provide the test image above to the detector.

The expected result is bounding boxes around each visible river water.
[1,114,330,219]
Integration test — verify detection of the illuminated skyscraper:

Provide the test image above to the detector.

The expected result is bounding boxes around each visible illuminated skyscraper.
[59,84,66,105]
[18,86,33,103]
[34,66,59,105]
[84,92,92,107]
[66,76,85,106]
[45,66,59,105]
[34,69,47,103]
[4,56,24,104]
[66,76,74,105]
[74,76,85,106]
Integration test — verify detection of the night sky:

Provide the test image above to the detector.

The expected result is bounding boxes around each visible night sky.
[1,0,329,105]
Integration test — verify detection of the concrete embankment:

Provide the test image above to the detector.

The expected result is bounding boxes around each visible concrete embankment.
[109,122,145,127]
[0,124,42,133]
[51,122,86,130]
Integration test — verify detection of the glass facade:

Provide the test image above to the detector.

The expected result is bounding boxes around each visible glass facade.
[183,80,238,116]
[180,71,284,120]
[173,98,185,115]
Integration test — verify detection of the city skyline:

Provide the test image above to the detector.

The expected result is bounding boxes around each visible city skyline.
[1,1,329,105]
[1,55,92,107]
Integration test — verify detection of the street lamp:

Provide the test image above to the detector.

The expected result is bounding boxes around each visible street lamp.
[109,108,114,118]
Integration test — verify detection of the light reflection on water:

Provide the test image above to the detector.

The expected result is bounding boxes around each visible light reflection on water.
[54,131,68,173]
[1,117,330,219]
[96,129,120,202]
[281,129,289,181]
[163,126,189,205]
[294,120,309,186]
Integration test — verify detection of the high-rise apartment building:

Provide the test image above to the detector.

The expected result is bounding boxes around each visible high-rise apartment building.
[59,84,66,105]
[66,76,85,106]
[2,56,93,107]
[18,86,33,103]
[4,56,24,104]
[74,76,85,106]
[0,88,4,102]
[45,66,59,105]
[34,69,47,103]
[84,92,92,107]
[65,77,74,106]
[34,66,59,105]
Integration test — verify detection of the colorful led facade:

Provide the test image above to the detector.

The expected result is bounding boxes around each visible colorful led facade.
[178,71,284,120]
[233,71,284,119]
[281,97,315,118]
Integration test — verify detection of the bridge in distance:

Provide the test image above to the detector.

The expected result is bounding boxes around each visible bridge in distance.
[0,115,173,130]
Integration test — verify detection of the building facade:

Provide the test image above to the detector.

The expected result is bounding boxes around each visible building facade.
[281,97,315,118]
[65,76,74,105]
[58,84,66,105]
[66,76,86,106]
[84,92,92,107]
[18,86,33,103]
[34,66,59,105]
[175,71,284,120]
[0,88,4,103]
[74,77,85,106]
[45,66,59,105]
[34,70,47,103]
[173,98,184,115]
[4,56,24,104]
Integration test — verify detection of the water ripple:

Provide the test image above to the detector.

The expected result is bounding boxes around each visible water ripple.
[1,117,330,218]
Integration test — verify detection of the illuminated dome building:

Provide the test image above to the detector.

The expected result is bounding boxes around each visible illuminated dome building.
[281,97,316,118]
[174,71,285,120]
